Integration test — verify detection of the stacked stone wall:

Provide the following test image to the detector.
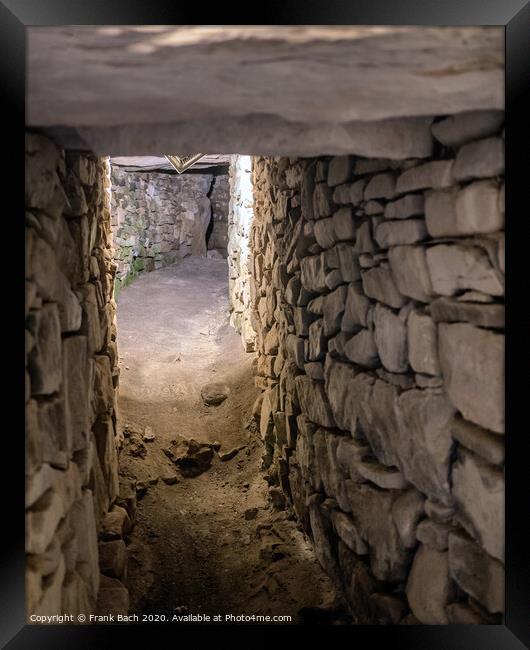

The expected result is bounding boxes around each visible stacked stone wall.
[208,174,229,251]
[25,134,129,620]
[227,155,257,351]
[110,168,228,293]
[248,112,505,624]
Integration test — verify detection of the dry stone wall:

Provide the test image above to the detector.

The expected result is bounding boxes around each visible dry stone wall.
[248,111,505,624]
[110,168,227,293]
[227,155,257,352]
[25,134,130,620]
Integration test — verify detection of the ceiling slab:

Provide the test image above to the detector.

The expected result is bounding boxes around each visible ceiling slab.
[27,26,504,156]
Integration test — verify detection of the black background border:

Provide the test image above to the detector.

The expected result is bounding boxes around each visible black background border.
[4,1,529,647]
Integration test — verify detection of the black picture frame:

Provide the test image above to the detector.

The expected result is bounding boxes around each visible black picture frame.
[6,1,529,646]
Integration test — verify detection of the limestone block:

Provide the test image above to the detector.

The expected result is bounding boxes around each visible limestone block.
[424,187,459,237]
[407,310,440,375]
[364,200,384,215]
[324,359,374,436]
[332,183,352,204]
[93,417,119,503]
[391,488,426,549]
[327,156,353,187]
[25,133,66,217]
[374,219,427,248]
[300,253,327,293]
[359,379,401,467]
[388,245,433,303]
[452,448,504,561]
[364,172,397,200]
[335,243,361,282]
[331,510,368,555]
[285,334,305,370]
[341,282,370,331]
[430,297,504,329]
[431,110,504,148]
[384,193,424,220]
[448,531,504,614]
[322,285,347,337]
[93,354,115,417]
[345,481,410,582]
[416,518,455,551]
[406,545,457,624]
[395,389,456,505]
[332,207,355,241]
[395,160,454,194]
[337,541,378,623]
[361,263,407,308]
[336,436,371,480]
[295,375,335,428]
[354,221,376,254]
[313,182,335,218]
[308,496,339,581]
[71,490,100,597]
[300,162,316,220]
[313,217,336,249]
[450,416,504,465]
[356,460,408,489]
[438,323,504,433]
[453,137,504,182]
[343,329,379,369]
[63,336,90,452]
[33,555,66,618]
[308,318,326,361]
[454,180,503,234]
[349,178,367,205]
[373,303,408,373]
[26,304,62,395]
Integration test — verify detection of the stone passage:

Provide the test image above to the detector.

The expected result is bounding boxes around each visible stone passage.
[25,134,123,617]
[110,166,229,293]
[244,112,505,624]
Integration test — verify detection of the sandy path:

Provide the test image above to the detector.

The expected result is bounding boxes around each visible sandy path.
[115,256,345,624]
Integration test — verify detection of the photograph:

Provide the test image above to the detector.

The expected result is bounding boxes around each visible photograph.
[6,0,528,645]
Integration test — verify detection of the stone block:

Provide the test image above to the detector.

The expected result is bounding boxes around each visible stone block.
[300,253,327,293]
[313,182,335,218]
[391,488,425,549]
[384,193,424,220]
[63,336,90,452]
[449,416,504,465]
[452,448,504,561]
[438,322,504,433]
[407,310,440,375]
[388,245,433,303]
[448,531,504,614]
[430,297,504,329]
[335,243,361,282]
[345,481,410,582]
[431,111,504,148]
[295,375,335,428]
[395,389,456,504]
[308,318,326,361]
[363,173,396,200]
[26,304,62,395]
[341,282,370,332]
[331,510,368,555]
[396,160,454,194]
[332,207,355,241]
[322,285,347,337]
[361,263,407,308]
[406,545,457,624]
[373,303,408,373]
[327,155,353,187]
[343,329,379,369]
[416,518,454,551]
[374,219,427,248]
[453,137,504,182]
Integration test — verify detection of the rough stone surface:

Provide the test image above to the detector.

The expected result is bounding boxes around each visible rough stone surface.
[26,138,122,620]
[406,545,457,624]
[236,114,504,619]
[28,27,503,156]
[431,110,504,148]
[438,323,504,433]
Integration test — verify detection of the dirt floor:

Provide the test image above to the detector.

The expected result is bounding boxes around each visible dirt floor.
[115,255,348,625]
